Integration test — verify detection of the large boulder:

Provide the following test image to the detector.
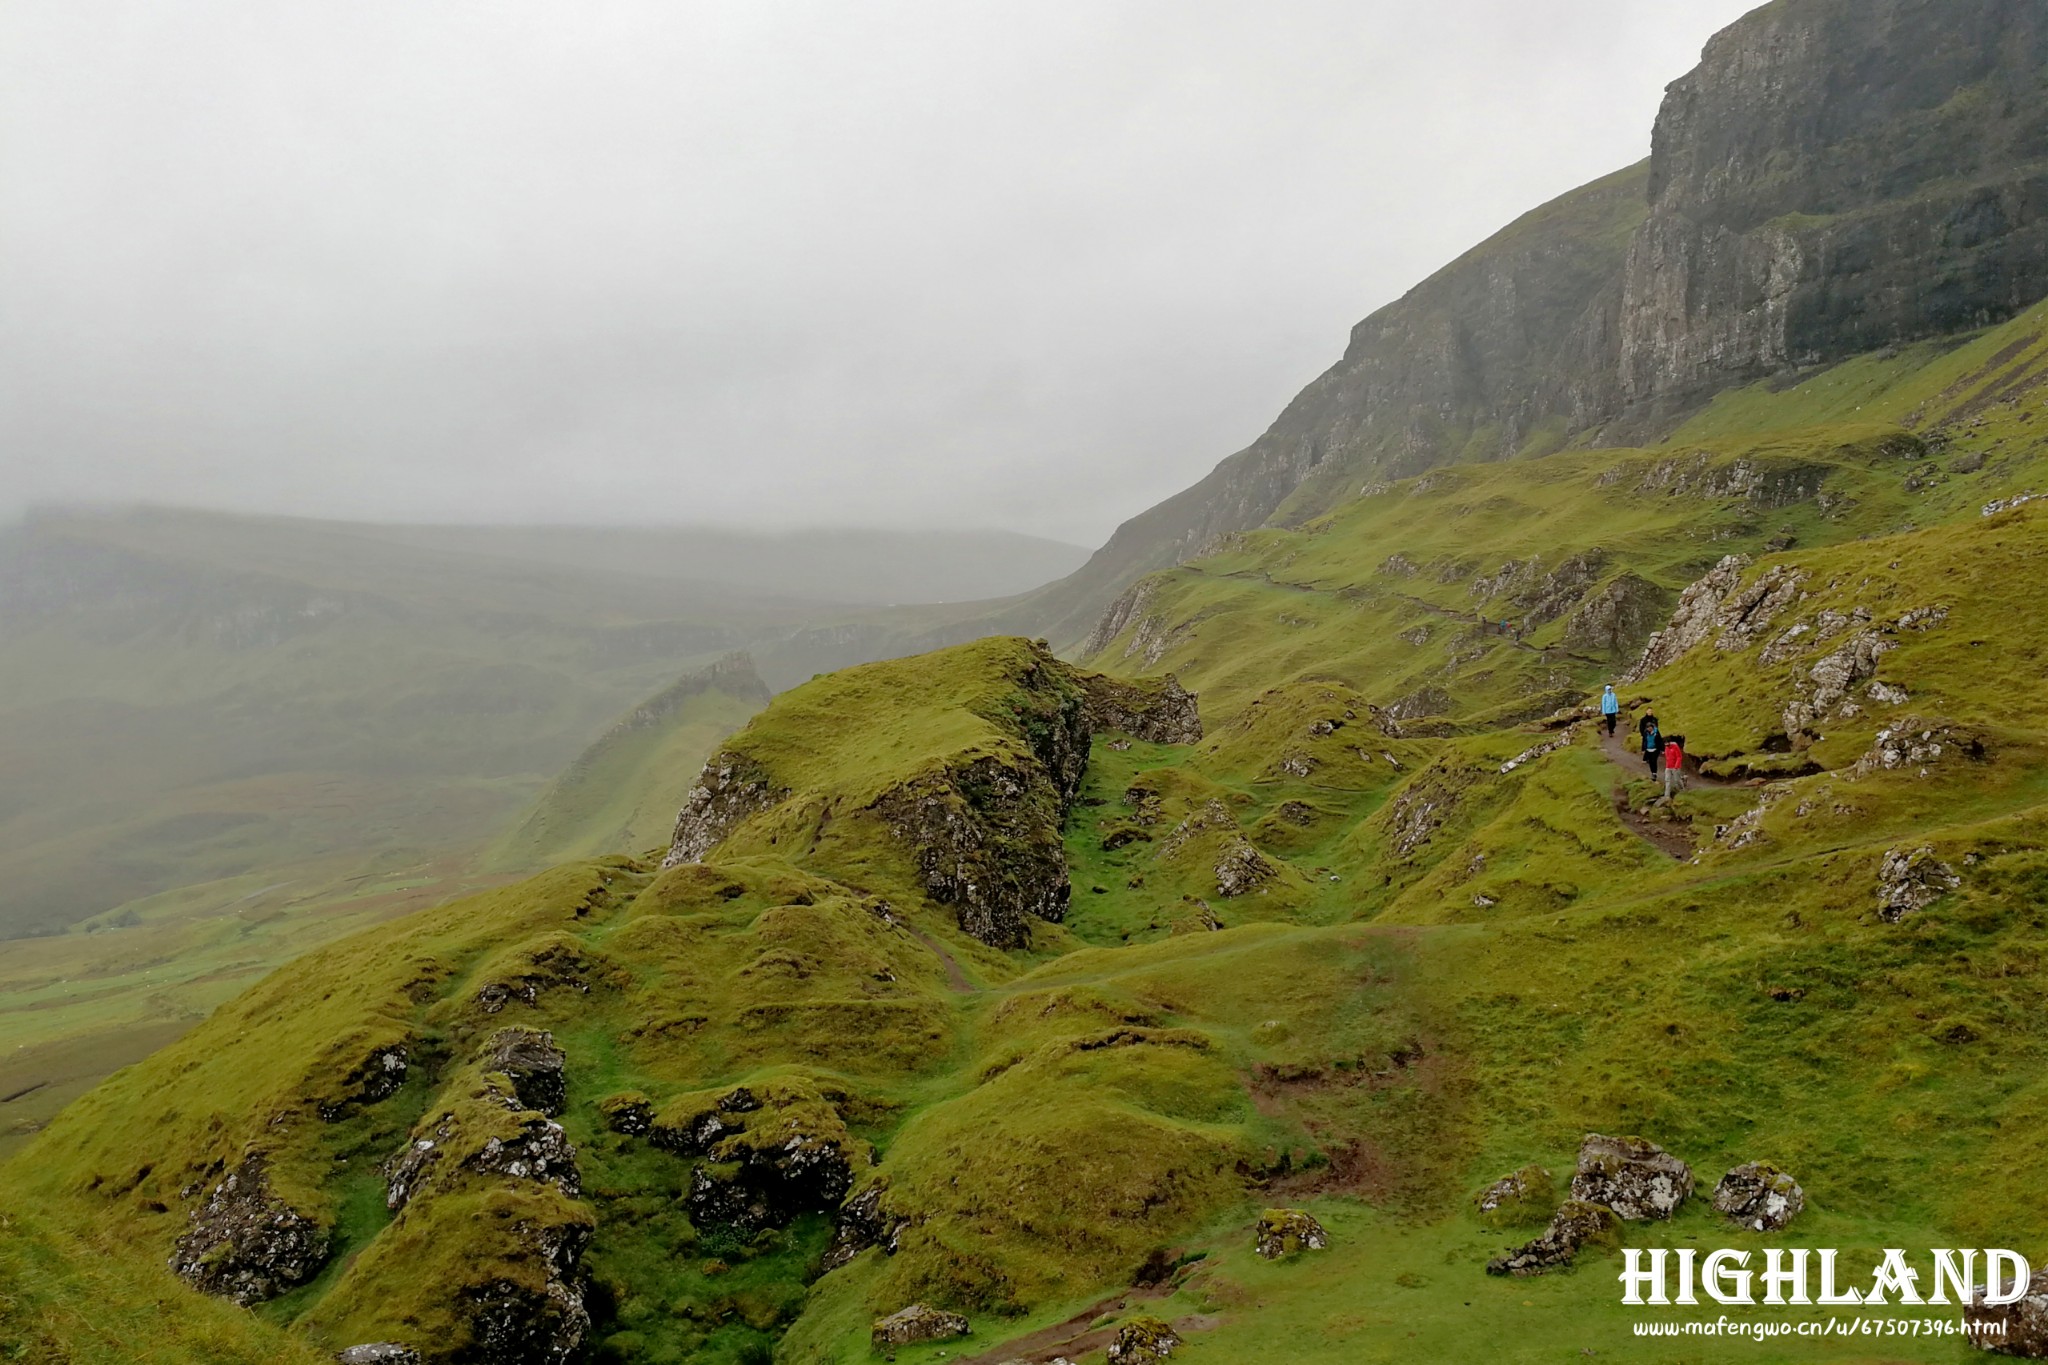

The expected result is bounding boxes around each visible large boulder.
[169,1155,329,1305]
[1106,1316,1182,1364]
[1712,1162,1805,1232]
[1966,1266,2048,1358]
[1486,1200,1620,1276]
[1569,1134,1693,1220]
[1254,1209,1330,1259]
[871,1304,969,1349]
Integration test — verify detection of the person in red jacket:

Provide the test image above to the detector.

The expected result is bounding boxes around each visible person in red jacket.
[1662,735,1687,799]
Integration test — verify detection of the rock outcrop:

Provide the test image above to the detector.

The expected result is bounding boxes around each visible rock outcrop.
[1569,1134,1693,1220]
[661,755,783,868]
[1966,1266,2048,1358]
[1076,670,1204,744]
[1562,574,1670,657]
[317,1042,410,1122]
[170,1155,329,1305]
[871,1305,969,1349]
[1711,1162,1805,1232]
[459,1218,592,1365]
[1486,1201,1620,1277]
[480,1028,567,1118]
[652,1081,864,1235]
[1106,1316,1182,1364]
[823,1183,908,1272]
[1877,847,1962,922]
[1254,1209,1330,1259]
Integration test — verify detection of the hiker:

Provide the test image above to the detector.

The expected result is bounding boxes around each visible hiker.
[1663,734,1687,799]
[1600,684,1620,737]
[1640,712,1661,776]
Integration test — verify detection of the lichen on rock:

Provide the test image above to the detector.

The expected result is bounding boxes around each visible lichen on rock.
[1965,1265,2048,1358]
[169,1154,329,1305]
[1475,1165,1555,1225]
[1877,846,1961,922]
[1106,1315,1182,1363]
[1711,1161,1804,1232]
[1254,1208,1330,1259]
[1569,1134,1693,1220]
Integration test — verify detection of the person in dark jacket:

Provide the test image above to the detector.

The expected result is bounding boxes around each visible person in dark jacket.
[1639,712,1661,775]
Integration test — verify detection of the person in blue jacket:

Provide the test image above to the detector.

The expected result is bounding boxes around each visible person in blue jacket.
[1600,684,1620,737]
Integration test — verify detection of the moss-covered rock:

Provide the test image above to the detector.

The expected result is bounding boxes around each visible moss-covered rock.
[1106,1315,1182,1363]
[1711,1161,1805,1232]
[169,1154,329,1305]
[1474,1164,1555,1228]
[1253,1209,1330,1259]
[1569,1135,1693,1221]
[1486,1200,1621,1277]
[870,1303,969,1348]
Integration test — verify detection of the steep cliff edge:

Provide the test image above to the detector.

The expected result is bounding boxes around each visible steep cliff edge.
[1016,0,2048,648]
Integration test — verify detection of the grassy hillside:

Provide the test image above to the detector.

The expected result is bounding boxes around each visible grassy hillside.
[488,653,772,872]
[11,302,2048,1362]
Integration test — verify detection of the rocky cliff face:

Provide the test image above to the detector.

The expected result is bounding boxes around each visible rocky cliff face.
[1617,0,2048,414]
[1025,0,2048,648]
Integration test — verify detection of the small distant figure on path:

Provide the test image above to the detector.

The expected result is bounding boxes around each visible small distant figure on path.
[1663,735,1687,798]
[1600,684,1620,737]
[1640,712,1662,776]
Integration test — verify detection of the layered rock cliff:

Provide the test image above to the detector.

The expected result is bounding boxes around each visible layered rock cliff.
[1016,0,2048,648]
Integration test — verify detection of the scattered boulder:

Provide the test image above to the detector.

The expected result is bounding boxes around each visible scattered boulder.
[1856,721,1987,777]
[1877,846,1961,922]
[1475,1165,1555,1224]
[1569,1134,1692,1220]
[1711,1162,1805,1232]
[480,1028,567,1117]
[1254,1209,1329,1259]
[473,938,601,1015]
[1106,1316,1182,1364]
[335,1347,420,1365]
[1486,1200,1620,1276]
[1214,837,1280,898]
[1966,1265,2048,1357]
[170,1155,329,1305]
[871,1304,969,1349]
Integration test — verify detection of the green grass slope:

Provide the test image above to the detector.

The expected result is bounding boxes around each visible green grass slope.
[12,316,2048,1363]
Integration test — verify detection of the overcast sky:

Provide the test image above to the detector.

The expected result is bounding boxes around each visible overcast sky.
[1,0,1761,545]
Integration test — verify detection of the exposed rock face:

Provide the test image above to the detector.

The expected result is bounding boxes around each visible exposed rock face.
[335,1347,421,1365]
[385,1110,581,1213]
[1386,686,1453,722]
[1486,1200,1621,1277]
[481,1029,567,1117]
[1107,1316,1182,1364]
[170,1155,329,1305]
[1569,1134,1693,1220]
[1877,846,1962,922]
[1475,1165,1555,1223]
[1628,555,1751,679]
[670,1087,861,1235]
[1856,721,1988,777]
[1620,0,2048,411]
[661,755,783,868]
[1006,0,2048,648]
[1967,1266,2048,1358]
[460,1219,592,1365]
[318,1043,410,1122]
[1784,631,1895,734]
[1562,574,1670,657]
[1712,1162,1805,1232]
[1076,671,1204,744]
[1254,1209,1330,1259]
[873,749,1078,950]
[872,1305,970,1349]
[474,940,600,1015]
[823,1184,908,1272]
[599,1092,653,1136]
